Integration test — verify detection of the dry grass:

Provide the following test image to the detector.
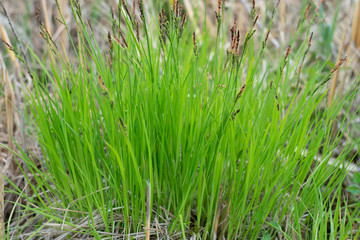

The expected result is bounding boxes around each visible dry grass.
[0,166,3,240]
[351,0,360,47]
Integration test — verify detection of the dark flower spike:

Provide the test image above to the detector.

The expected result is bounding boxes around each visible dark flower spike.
[108,31,113,52]
[138,0,145,22]
[178,12,187,39]
[262,29,270,49]
[275,92,280,111]
[215,0,223,24]
[161,9,168,22]
[35,6,41,24]
[116,26,128,48]
[252,14,260,28]
[121,0,133,22]
[264,30,270,43]
[178,5,183,18]
[232,109,241,119]
[217,0,222,14]
[158,1,187,41]
[115,36,127,48]
[158,9,169,43]
[285,45,291,60]
[235,30,240,53]
[304,1,311,19]
[311,56,348,95]
[193,32,198,57]
[280,45,291,75]
[230,18,237,40]
[136,20,140,41]
[308,32,313,46]
[119,30,128,48]
[1,39,13,50]
[235,84,246,103]
[330,57,347,74]
[74,0,82,18]
[173,0,178,14]
[180,12,187,29]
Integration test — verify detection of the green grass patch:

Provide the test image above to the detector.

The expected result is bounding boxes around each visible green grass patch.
[5,0,360,239]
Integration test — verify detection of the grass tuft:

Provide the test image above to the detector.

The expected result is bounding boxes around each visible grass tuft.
[3,0,360,239]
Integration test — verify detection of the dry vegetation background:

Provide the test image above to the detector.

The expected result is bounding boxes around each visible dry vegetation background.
[0,0,360,235]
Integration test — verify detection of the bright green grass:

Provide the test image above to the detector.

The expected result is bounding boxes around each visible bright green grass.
[5,0,360,239]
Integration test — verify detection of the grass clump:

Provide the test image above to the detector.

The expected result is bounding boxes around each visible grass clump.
[5,0,360,239]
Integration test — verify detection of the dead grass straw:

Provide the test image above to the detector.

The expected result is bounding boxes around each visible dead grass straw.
[0,24,21,79]
[0,52,15,151]
[0,167,3,240]
[351,0,360,47]
[328,17,349,109]
[40,0,52,36]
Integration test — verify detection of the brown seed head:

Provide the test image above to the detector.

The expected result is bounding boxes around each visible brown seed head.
[174,0,178,11]
[285,45,291,60]
[215,0,223,23]
[158,11,162,25]
[181,12,187,28]
[275,93,279,111]
[330,57,347,74]
[218,0,222,13]
[193,32,198,56]
[122,0,132,22]
[115,36,126,48]
[108,31,113,51]
[138,0,145,22]
[161,9,168,23]
[1,39,12,50]
[35,6,41,24]
[178,5,183,18]
[232,109,241,118]
[235,84,246,102]
[308,32,313,46]
[304,2,311,19]
[39,32,46,40]
[253,14,260,28]
[118,118,126,131]
[136,20,140,41]
[235,30,240,53]
[230,18,237,41]
[119,30,128,48]
[116,27,128,48]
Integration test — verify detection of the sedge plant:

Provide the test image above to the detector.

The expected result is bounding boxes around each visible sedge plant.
[4,0,360,239]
